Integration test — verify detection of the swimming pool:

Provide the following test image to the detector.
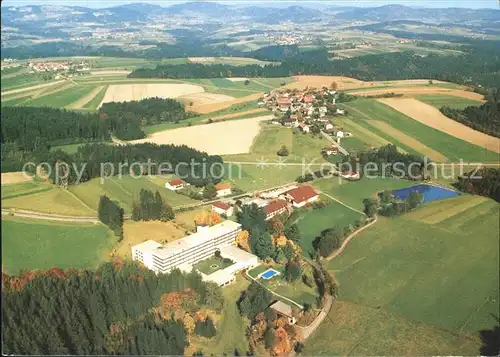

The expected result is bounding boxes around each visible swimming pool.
[388,184,460,203]
[258,268,280,280]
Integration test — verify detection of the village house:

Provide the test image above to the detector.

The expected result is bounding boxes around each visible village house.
[340,172,361,181]
[211,201,234,216]
[336,108,346,115]
[264,200,288,221]
[286,185,319,208]
[165,178,185,191]
[277,97,292,112]
[269,301,297,325]
[325,122,334,131]
[303,94,314,104]
[215,183,232,197]
[299,123,310,133]
[322,147,339,156]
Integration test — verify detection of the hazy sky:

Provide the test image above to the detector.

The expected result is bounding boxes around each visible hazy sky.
[2,0,498,9]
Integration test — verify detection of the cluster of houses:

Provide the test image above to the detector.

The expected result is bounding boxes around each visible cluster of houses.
[165,179,232,197]
[211,184,320,220]
[27,61,90,74]
[262,89,346,135]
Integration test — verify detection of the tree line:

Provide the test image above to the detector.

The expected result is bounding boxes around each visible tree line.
[363,189,424,217]
[2,262,224,355]
[13,143,223,187]
[455,167,500,203]
[440,89,499,138]
[127,42,500,88]
[99,97,198,140]
[131,189,175,221]
[98,195,124,241]
[1,98,195,152]
[340,144,427,180]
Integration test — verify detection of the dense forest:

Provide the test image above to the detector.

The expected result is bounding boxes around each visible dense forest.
[128,41,500,87]
[42,143,223,187]
[455,167,500,202]
[1,107,109,151]
[1,263,224,355]
[100,97,197,140]
[1,98,194,148]
[440,89,500,137]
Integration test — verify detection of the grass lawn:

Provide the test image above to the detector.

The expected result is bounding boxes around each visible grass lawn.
[193,256,235,275]
[22,85,99,108]
[2,187,96,216]
[303,300,482,356]
[69,176,198,214]
[340,99,498,162]
[1,181,53,200]
[0,72,47,90]
[327,195,499,334]
[83,85,108,110]
[1,217,114,275]
[415,94,483,110]
[313,177,417,211]
[287,196,364,256]
[248,264,318,307]
[143,100,260,134]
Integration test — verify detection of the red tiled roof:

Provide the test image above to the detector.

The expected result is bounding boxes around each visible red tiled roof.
[212,201,231,210]
[215,183,231,191]
[264,200,287,216]
[287,186,318,204]
[303,94,314,103]
[169,179,184,186]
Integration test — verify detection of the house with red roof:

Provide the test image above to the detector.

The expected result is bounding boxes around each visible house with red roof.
[303,94,314,104]
[286,185,319,208]
[165,178,185,191]
[212,201,234,216]
[264,199,288,220]
[215,183,232,197]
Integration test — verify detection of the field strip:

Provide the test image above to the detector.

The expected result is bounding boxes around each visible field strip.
[379,98,500,153]
[66,85,105,109]
[90,70,132,76]
[366,120,449,162]
[178,92,235,105]
[98,83,205,108]
[334,118,406,153]
[130,115,273,155]
[1,80,65,96]
[1,172,33,185]
[349,87,485,102]
[251,79,278,90]
[190,92,264,114]
[406,196,486,225]
[208,108,269,121]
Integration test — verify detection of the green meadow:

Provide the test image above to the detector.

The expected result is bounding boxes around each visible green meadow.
[415,94,483,110]
[340,99,498,162]
[2,217,114,275]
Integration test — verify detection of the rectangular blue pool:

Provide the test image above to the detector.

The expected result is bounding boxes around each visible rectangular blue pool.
[388,184,460,203]
[258,268,280,280]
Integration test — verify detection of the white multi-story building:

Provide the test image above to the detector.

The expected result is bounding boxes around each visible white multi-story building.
[132,220,242,274]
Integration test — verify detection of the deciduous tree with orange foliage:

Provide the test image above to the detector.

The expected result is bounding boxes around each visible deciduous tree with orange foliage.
[195,210,222,227]
[236,230,250,251]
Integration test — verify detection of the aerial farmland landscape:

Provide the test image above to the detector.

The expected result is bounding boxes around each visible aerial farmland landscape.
[1,0,499,356]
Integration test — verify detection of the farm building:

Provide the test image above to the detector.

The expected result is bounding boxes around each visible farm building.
[165,178,185,191]
[264,200,288,220]
[212,201,234,216]
[286,185,319,208]
[340,172,361,181]
[215,183,232,197]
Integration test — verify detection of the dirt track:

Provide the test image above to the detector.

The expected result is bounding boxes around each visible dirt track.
[379,98,500,153]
